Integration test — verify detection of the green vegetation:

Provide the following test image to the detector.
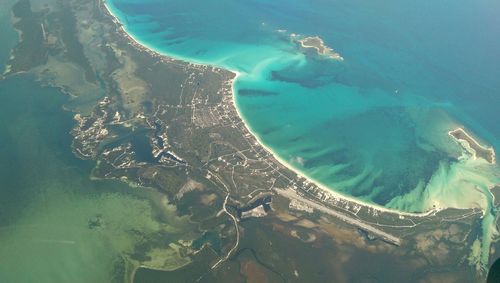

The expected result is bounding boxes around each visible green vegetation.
[8,0,47,72]
[2,0,492,281]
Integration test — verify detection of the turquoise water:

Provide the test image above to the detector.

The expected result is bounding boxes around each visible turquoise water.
[107,0,500,213]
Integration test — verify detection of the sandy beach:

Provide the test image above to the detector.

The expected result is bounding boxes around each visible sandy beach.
[448,127,496,164]
[297,35,344,60]
[102,0,450,218]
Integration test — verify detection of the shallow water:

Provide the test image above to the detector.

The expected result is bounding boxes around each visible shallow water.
[0,0,498,277]
[0,74,158,282]
[0,5,195,280]
[107,0,500,212]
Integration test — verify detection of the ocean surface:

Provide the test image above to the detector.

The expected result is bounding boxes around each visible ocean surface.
[0,0,498,278]
[107,0,500,213]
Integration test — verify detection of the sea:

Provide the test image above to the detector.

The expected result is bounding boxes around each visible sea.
[1,0,499,279]
[105,0,500,267]
[106,0,500,213]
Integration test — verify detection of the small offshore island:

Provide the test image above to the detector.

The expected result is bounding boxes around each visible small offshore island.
[449,127,496,164]
[1,0,499,282]
[296,35,344,60]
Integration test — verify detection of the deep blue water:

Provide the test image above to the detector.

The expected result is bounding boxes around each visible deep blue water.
[106,0,500,213]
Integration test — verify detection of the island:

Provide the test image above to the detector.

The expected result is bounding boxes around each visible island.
[296,35,344,60]
[2,0,498,281]
[449,127,496,164]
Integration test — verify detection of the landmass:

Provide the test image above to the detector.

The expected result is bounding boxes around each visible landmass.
[295,35,344,60]
[449,127,496,164]
[2,0,499,281]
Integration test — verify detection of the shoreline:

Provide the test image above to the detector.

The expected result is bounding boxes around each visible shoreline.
[102,0,455,217]
[448,127,496,164]
[296,35,344,61]
[230,73,440,217]
[102,0,223,70]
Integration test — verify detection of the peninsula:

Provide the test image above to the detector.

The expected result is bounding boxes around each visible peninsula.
[2,0,498,281]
